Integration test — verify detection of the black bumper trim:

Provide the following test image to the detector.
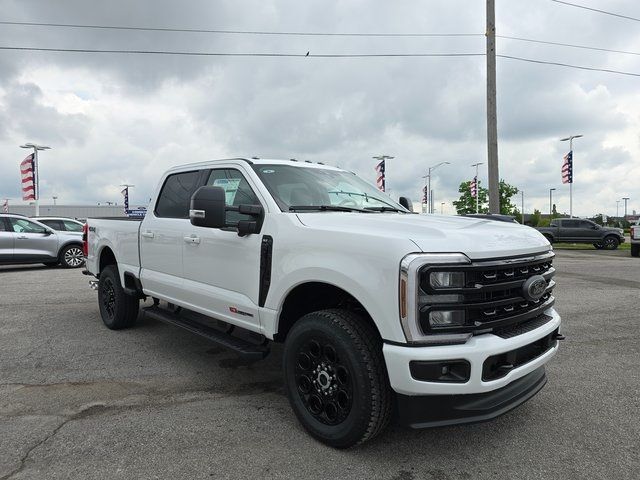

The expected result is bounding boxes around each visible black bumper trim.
[396,366,547,429]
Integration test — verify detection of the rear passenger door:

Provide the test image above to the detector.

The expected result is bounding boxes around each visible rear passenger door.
[0,218,14,263]
[558,219,581,241]
[139,169,207,302]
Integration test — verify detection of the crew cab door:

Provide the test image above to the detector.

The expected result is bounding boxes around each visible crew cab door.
[8,217,59,262]
[139,169,207,302]
[0,218,15,262]
[180,167,265,333]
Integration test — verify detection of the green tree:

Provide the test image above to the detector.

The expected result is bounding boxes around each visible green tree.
[453,179,519,215]
[530,209,542,227]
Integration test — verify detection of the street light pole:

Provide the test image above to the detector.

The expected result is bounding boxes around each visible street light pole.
[622,197,630,218]
[52,196,58,205]
[486,0,500,214]
[372,155,394,193]
[521,190,524,223]
[471,162,483,214]
[426,162,450,214]
[560,134,582,218]
[20,143,51,217]
[549,188,556,218]
[616,200,620,218]
[440,202,445,214]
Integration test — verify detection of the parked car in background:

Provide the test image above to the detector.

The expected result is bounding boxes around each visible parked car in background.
[536,218,625,250]
[463,214,518,223]
[0,214,85,268]
[631,220,639,257]
[32,216,84,235]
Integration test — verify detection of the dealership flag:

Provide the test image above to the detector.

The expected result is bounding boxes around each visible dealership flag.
[470,176,478,198]
[422,186,428,204]
[20,153,36,201]
[374,159,386,192]
[2,199,7,213]
[121,187,129,212]
[562,151,573,184]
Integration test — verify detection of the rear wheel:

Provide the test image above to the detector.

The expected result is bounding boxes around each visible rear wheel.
[60,244,85,268]
[602,236,619,250]
[98,265,139,329]
[283,309,392,448]
[632,244,640,257]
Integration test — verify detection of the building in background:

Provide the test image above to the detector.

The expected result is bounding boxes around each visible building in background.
[6,204,128,220]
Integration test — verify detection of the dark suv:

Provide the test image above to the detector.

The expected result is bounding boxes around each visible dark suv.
[536,218,625,250]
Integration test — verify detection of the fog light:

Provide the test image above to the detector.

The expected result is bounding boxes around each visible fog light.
[410,360,470,383]
[429,310,466,327]
[430,271,465,289]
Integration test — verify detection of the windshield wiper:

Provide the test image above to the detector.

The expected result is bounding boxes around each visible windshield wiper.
[289,205,373,213]
[363,206,408,213]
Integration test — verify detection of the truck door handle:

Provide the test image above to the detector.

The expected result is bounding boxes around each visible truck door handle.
[184,235,201,244]
[141,231,155,239]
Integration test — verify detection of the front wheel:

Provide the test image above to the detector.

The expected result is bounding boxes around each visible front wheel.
[283,309,392,448]
[98,265,139,329]
[602,236,619,250]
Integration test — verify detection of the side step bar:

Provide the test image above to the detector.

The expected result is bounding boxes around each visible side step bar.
[143,306,270,361]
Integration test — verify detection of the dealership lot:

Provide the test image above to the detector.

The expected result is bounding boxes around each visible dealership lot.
[1,250,638,480]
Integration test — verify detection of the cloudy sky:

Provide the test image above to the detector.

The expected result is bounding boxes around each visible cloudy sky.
[0,0,638,216]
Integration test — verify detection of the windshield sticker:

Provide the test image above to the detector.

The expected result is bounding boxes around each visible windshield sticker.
[212,178,241,204]
[261,169,275,174]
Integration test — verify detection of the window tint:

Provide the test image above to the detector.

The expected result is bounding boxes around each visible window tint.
[9,218,48,234]
[206,169,261,223]
[0,219,9,232]
[155,170,202,218]
[62,220,84,232]
[562,220,580,228]
[40,219,64,230]
[579,221,594,229]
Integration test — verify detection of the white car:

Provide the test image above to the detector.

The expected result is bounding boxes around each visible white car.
[84,158,562,447]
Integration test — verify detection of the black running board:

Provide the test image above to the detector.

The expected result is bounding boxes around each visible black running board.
[143,306,269,360]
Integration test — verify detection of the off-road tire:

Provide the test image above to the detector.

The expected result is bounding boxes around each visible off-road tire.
[602,236,619,250]
[98,265,139,330]
[631,244,640,258]
[283,309,392,448]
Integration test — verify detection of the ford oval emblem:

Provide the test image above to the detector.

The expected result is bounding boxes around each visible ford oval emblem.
[522,275,547,301]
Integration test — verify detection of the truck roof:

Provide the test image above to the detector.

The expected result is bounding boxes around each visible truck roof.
[166,157,344,174]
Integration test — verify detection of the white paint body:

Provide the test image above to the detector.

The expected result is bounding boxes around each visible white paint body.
[86,159,561,397]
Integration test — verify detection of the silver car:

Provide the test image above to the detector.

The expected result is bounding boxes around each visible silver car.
[0,214,85,268]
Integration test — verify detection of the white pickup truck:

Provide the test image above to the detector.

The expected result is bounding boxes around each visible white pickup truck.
[84,158,563,448]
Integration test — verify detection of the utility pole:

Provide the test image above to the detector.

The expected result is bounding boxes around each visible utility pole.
[616,200,620,218]
[521,190,524,223]
[549,188,556,218]
[471,162,483,213]
[19,143,51,216]
[622,197,630,218]
[560,134,582,218]
[52,196,58,205]
[486,0,500,214]
[372,155,394,192]
[425,162,450,214]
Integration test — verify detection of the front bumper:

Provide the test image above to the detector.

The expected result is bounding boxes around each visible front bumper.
[383,307,561,396]
[396,366,547,428]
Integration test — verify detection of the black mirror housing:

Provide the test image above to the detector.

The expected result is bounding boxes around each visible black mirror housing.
[398,196,413,212]
[190,186,227,228]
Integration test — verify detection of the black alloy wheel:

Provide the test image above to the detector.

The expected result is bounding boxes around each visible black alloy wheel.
[603,236,619,250]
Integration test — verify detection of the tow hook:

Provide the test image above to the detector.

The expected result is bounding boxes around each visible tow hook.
[554,333,566,341]
[89,280,99,291]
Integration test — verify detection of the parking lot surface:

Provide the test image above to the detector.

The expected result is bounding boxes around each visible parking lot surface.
[1,250,639,480]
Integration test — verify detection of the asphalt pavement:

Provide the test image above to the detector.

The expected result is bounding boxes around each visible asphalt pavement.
[1,250,639,479]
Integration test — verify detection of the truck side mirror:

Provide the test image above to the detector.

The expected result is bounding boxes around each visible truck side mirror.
[190,186,227,228]
[398,196,413,212]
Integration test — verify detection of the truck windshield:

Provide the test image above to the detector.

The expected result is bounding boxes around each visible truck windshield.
[252,164,409,213]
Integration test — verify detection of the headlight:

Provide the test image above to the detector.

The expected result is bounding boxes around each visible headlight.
[428,310,466,327]
[430,271,465,289]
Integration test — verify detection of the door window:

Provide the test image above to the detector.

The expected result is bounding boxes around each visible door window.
[39,219,64,231]
[562,220,580,228]
[9,218,48,234]
[206,169,261,223]
[155,170,203,218]
[62,220,84,232]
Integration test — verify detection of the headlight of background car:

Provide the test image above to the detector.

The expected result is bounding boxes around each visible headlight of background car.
[429,271,465,289]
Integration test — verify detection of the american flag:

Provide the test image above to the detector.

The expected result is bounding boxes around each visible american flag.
[422,186,428,204]
[470,176,478,198]
[121,187,129,212]
[562,151,573,184]
[20,154,36,201]
[2,199,8,213]
[375,159,385,192]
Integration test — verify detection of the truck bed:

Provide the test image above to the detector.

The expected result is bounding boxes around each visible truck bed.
[86,217,143,277]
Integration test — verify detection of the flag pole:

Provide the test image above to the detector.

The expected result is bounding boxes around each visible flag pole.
[471,162,484,213]
[560,134,582,218]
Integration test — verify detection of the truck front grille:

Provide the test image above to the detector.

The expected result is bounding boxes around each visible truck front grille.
[418,251,555,336]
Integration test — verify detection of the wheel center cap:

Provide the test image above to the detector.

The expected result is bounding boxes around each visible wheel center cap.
[317,371,331,390]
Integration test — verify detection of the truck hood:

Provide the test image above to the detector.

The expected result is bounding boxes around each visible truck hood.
[296,213,550,260]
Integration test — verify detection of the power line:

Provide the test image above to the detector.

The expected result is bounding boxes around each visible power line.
[497,54,640,77]
[550,0,640,22]
[498,35,640,56]
[0,45,485,58]
[0,20,483,38]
